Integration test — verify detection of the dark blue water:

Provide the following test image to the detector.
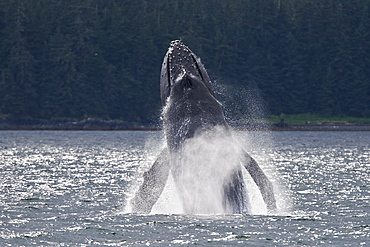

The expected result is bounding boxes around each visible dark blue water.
[0,131,369,246]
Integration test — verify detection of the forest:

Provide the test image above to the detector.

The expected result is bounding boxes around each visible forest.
[0,0,369,125]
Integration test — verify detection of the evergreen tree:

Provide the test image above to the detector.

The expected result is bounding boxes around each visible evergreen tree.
[1,0,37,118]
[0,0,369,122]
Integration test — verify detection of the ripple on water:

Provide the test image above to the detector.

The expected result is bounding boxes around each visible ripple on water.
[0,131,369,246]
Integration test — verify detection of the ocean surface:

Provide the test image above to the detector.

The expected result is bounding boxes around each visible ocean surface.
[0,130,368,246]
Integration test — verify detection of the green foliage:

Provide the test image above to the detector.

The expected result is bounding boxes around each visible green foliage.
[267,114,370,125]
[0,0,369,123]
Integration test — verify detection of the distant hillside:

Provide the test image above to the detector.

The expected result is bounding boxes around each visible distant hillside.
[1,0,369,123]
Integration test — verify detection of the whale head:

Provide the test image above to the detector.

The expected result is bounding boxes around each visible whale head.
[160,40,214,106]
[160,40,226,151]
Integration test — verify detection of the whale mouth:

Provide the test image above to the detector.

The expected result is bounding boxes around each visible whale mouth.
[167,40,204,86]
[169,40,205,81]
[161,40,214,104]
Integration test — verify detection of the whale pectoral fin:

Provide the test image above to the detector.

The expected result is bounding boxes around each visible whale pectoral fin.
[241,150,277,213]
[130,149,170,213]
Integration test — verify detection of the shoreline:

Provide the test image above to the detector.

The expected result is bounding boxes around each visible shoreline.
[1,123,370,131]
[1,118,370,131]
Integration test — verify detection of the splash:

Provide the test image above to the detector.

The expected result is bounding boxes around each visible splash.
[213,79,267,128]
[143,127,290,215]
[169,127,245,214]
[127,81,291,215]
[236,130,292,215]
[214,80,291,214]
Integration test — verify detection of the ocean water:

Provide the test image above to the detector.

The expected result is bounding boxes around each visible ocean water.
[0,130,369,246]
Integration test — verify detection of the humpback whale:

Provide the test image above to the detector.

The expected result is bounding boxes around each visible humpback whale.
[131,40,276,214]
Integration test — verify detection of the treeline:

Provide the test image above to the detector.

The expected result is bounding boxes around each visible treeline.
[0,0,369,124]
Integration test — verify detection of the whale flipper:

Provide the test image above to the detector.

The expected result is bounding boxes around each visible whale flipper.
[131,149,170,213]
[241,150,277,213]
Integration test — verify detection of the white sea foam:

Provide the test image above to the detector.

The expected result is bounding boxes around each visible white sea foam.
[149,127,288,215]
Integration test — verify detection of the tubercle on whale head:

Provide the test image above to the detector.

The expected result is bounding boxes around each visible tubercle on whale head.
[160,40,214,106]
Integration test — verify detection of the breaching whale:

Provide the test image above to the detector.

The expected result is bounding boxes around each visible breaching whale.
[130,40,276,214]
